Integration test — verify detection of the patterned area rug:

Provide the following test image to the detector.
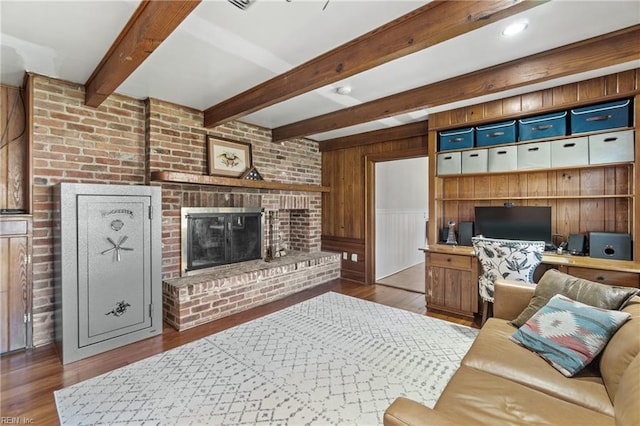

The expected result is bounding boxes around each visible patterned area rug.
[55,292,478,425]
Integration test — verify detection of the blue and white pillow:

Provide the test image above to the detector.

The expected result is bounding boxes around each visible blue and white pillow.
[511,294,630,377]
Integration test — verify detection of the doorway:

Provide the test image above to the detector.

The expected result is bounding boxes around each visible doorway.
[374,157,428,293]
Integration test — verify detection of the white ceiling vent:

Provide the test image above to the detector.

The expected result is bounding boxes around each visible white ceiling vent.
[228,0,255,11]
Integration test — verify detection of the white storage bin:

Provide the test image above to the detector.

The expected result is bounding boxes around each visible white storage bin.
[589,130,635,165]
[461,149,488,173]
[551,137,589,167]
[517,141,551,170]
[437,152,461,175]
[488,145,517,172]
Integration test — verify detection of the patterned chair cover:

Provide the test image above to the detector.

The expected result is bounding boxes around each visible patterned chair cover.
[472,236,545,303]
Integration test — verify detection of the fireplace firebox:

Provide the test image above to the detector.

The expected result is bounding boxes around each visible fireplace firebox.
[181,207,263,274]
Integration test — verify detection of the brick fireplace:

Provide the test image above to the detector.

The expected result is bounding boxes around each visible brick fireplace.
[144,98,340,330]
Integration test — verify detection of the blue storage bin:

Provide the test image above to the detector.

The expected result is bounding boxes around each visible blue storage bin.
[570,99,631,134]
[518,111,567,141]
[438,127,474,151]
[475,120,517,147]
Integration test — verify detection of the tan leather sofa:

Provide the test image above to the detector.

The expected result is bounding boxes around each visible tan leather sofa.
[384,280,640,426]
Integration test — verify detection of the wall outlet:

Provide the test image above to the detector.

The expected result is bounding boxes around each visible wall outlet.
[342,252,348,260]
[351,253,358,262]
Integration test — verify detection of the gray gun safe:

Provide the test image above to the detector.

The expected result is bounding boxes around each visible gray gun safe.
[54,183,162,364]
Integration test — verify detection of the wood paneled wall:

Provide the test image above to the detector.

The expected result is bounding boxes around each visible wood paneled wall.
[430,69,640,131]
[0,84,28,212]
[438,166,632,243]
[321,135,427,283]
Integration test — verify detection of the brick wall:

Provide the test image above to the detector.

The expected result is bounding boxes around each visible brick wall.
[31,76,147,346]
[29,75,323,347]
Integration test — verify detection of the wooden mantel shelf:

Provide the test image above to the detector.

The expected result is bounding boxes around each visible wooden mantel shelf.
[150,171,330,193]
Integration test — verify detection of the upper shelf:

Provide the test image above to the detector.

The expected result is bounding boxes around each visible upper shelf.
[150,171,331,193]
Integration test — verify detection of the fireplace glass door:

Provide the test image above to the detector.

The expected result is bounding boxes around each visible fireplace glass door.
[183,208,263,273]
[189,215,226,269]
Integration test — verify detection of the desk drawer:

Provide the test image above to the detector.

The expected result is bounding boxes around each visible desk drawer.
[566,266,639,288]
[429,253,471,270]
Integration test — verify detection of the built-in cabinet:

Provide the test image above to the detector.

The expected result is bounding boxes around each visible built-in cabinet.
[425,251,477,318]
[1,83,32,353]
[0,216,32,353]
[425,71,640,318]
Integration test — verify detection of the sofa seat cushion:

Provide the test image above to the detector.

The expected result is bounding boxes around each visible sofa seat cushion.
[462,317,613,416]
[434,365,615,426]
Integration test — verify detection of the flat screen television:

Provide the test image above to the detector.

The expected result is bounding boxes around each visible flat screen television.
[474,206,553,246]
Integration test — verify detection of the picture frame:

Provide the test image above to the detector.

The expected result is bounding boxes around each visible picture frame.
[207,136,252,178]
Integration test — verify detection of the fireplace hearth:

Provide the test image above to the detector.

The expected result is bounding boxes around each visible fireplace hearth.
[181,207,263,275]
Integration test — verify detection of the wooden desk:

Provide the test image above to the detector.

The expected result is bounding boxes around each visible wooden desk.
[422,244,640,318]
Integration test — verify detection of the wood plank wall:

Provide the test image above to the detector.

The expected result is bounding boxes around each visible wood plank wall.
[321,136,427,283]
[0,84,28,212]
[321,69,640,284]
[430,69,640,130]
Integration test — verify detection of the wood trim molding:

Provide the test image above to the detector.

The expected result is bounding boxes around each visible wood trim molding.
[363,148,428,284]
[272,25,640,142]
[203,0,545,128]
[85,0,201,107]
[319,121,428,152]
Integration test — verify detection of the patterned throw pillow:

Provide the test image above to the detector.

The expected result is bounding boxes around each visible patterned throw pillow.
[472,237,545,303]
[510,269,640,327]
[511,294,630,377]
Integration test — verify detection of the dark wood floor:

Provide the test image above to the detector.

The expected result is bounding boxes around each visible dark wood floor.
[1,279,477,424]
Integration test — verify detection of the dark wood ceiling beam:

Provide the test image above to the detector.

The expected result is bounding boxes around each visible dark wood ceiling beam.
[273,25,640,142]
[319,121,428,152]
[203,0,546,128]
[85,0,201,107]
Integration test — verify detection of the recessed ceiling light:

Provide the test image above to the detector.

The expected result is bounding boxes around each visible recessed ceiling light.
[502,21,528,37]
[336,86,352,95]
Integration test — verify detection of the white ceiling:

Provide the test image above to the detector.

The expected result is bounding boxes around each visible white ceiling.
[1,0,639,141]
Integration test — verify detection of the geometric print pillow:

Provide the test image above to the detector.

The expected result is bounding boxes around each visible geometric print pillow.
[510,294,630,377]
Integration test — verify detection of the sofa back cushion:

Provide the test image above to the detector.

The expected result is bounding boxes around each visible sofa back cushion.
[510,269,639,327]
[599,296,640,403]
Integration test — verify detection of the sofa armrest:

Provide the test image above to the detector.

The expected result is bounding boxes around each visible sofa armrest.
[493,279,536,321]
[383,397,457,426]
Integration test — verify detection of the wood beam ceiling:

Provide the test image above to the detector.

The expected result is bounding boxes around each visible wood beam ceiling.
[85,0,201,108]
[203,0,546,128]
[273,25,640,142]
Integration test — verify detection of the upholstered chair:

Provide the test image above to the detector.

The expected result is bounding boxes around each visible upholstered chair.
[472,236,545,324]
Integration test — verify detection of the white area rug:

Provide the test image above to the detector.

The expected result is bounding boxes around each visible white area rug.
[55,292,478,425]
